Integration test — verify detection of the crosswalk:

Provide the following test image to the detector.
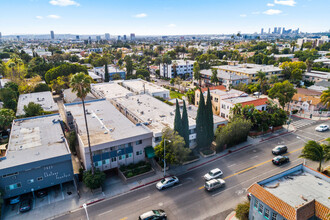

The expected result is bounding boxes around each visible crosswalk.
[291,118,317,129]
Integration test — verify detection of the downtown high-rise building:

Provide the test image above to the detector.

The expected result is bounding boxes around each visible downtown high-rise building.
[50,30,54,40]
[105,33,110,40]
[0,32,2,41]
[278,27,282,34]
[123,35,127,40]
[268,28,271,34]
[261,28,264,35]
[76,35,79,40]
[118,35,121,41]
[273,27,277,34]
[130,33,135,41]
[96,36,101,41]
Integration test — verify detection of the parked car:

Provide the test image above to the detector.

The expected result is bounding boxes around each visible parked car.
[19,198,32,213]
[36,189,48,198]
[272,156,289,165]
[139,209,167,220]
[272,145,288,155]
[9,196,20,205]
[315,124,329,132]
[204,179,225,191]
[203,168,223,181]
[156,176,179,190]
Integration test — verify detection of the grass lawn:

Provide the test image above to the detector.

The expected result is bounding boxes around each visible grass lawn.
[170,90,184,99]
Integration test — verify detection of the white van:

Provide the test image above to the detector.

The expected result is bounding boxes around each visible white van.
[204,179,225,191]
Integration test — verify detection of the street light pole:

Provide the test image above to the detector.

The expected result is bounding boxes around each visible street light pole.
[83,203,89,220]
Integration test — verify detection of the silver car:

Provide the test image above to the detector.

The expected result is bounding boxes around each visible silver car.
[204,168,223,181]
[204,179,225,191]
[156,176,179,190]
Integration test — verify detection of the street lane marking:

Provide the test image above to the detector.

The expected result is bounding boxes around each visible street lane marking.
[98,210,112,216]
[228,163,236,167]
[212,191,222,197]
[172,184,182,189]
[120,217,128,220]
[198,186,204,190]
[251,155,258,159]
[138,195,150,202]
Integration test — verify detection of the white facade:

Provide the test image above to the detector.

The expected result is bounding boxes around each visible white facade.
[160,60,195,78]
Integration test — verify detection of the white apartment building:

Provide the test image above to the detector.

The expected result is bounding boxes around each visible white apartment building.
[160,60,195,78]
[121,79,170,99]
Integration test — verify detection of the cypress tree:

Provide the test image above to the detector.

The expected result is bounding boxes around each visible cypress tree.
[196,88,207,148]
[181,100,190,148]
[205,88,214,146]
[174,99,182,135]
[104,63,110,82]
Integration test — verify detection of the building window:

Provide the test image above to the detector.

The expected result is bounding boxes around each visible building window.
[254,199,259,209]
[94,161,102,167]
[27,179,34,184]
[119,155,126,160]
[6,183,22,191]
[2,172,19,178]
[136,140,142,145]
[136,150,143,156]
[271,213,277,220]
[258,203,263,214]
[264,208,270,219]
[111,157,117,162]
[103,159,110,165]
[37,177,43,181]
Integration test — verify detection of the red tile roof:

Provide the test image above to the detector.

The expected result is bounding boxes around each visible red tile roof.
[200,85,226,93]
[315,201,330,220]
[248,183,297,220]
[241,98,269,107]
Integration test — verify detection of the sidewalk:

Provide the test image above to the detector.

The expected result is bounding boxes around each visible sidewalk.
[292,113,330,121]
[4,128,294,220]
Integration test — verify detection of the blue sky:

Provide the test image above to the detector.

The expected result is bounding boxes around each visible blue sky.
[0,0,329,35]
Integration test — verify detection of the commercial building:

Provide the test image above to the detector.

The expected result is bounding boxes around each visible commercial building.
[160,60,195,78]
[16,91,59,116]
[64,99,153,171]
[195,86,248,116]
[215,62,282,83]
[130,33,135,41]
[0,114,74,199]
[200,69,249,89]
[220,97,268,119]
[94,65,126,81]
[112,94,226,147]
[121,79,170,99]
[105,33,110,40]
[90,82,134,100]
[248,164,330,220]
[50,30,54,40]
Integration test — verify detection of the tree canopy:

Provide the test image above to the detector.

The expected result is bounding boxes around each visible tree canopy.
[268,80,296,109]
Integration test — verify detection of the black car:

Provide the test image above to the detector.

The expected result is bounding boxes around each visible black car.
[36,189,48,198]
[272,156,289,165]
[272,145,288,155]
[19,198,32,213]
[139,209,167,220]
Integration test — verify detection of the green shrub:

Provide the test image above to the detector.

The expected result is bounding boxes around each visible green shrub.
[292,109,298,114]
[235,201,250,220]
[83,169,106,190]
[201,148,214,155]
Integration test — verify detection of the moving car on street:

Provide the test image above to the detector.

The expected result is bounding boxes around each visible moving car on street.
[272,155,289,165]
[139,209,167,220]
[315,124,329,132]
[203,168,223,181]
[272,145,288,155]
[156,176,179,190]
[204,179,225,191]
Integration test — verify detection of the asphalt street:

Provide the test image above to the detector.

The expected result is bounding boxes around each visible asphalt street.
[54,119,329,220]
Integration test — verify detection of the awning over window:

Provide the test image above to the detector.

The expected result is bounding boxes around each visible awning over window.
[144,146,155,158]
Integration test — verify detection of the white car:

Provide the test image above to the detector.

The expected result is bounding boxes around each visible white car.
[204,178,225,191]
[156,176,179,190]
[315,124,329,132]
[203,168,223,181]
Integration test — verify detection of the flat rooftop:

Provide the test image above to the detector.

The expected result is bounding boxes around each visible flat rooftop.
[204,89,247,97]
[217,64,281,74]
[261,166,330,208]
[113,94,196,134]
[122,79,169,95]
[201,69,249,80]
[171,60,195,66]
[185,105,227,125]
[91,82,134,99]
[65,99,151,146]
[223,96,256,104]
[1,114,70,169]
[16,91,58,116]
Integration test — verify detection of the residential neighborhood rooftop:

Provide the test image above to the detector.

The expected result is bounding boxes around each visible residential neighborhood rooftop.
[1,114,70,169]
[90,82,134,99]
[217,63,282,74]
[122,79,169,95]
[16,91,59,116]
[201,69,249,80]
[65,99,151,146]
[223,96,257,104]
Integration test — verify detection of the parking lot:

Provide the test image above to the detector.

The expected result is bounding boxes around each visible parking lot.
[3,182,77,220]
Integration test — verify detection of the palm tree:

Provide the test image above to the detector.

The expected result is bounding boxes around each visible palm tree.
[299,138,330,171]
[305,58,313,73]
[290,40,297,53]
[256,71,267,98]
[70,72,95,174]
[320,87,330,109]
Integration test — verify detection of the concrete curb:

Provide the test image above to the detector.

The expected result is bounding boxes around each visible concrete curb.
[79,198,105,208]
[259,130,294,143]
[292,115,330,121]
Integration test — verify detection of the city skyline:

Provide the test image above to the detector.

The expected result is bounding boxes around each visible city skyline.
[0,0,329,36]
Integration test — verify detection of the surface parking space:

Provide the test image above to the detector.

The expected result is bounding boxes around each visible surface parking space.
[3,182,77,219]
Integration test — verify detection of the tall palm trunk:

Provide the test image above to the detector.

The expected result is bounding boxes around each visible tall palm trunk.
[82,99,95,175]
[318,160,322,172]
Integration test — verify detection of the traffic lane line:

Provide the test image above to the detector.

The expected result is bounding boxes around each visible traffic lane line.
[98,210,112,216]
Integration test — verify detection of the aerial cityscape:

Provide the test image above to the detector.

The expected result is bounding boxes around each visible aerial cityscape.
[0,0,330,220]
